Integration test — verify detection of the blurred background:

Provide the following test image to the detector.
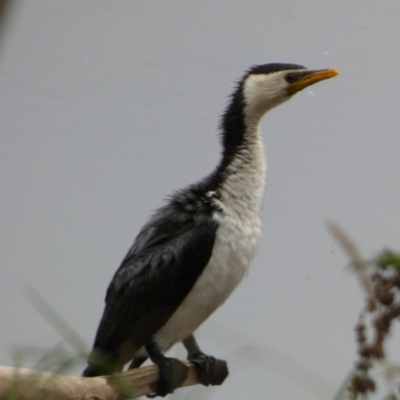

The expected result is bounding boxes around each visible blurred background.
[1,1,400,399]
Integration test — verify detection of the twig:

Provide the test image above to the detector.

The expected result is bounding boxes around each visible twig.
[326,220,373,296]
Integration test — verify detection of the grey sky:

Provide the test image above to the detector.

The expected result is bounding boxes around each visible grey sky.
[1,2,400,399]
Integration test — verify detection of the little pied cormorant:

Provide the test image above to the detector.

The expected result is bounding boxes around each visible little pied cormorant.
[83,63,338,396]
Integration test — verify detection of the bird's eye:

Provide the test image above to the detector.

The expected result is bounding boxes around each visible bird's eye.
[285,73,297,83]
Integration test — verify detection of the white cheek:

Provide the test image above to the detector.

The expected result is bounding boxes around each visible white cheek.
[243,73,288,118]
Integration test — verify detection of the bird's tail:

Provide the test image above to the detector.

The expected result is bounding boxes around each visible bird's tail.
[82,348,118,377]
[82,364,102,377]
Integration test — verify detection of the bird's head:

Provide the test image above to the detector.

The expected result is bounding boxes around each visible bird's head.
[241,63,339,121]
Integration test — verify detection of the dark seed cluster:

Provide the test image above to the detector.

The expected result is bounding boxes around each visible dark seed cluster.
[349,250,400,400]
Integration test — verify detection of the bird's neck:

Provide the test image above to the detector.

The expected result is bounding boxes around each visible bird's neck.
[214,112,267,214]
[219,88,268,166]
[220,120,265,173]
[178,87,269,215]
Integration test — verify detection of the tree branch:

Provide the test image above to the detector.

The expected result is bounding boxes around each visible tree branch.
[0,361,201,399]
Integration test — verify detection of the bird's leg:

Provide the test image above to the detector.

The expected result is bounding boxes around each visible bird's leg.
[145,340,188,397]
[182,334,229,386]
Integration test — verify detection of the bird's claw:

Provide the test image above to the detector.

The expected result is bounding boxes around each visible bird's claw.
[147,358,188,397]
[189,352,229,386]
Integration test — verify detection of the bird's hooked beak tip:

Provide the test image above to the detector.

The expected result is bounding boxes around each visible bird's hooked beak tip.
[286,68,339,95]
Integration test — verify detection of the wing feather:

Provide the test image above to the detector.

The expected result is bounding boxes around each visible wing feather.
[91,206,218,359]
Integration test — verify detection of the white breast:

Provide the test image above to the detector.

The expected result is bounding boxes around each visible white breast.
[154,133,267,352]
[154,213,262,351]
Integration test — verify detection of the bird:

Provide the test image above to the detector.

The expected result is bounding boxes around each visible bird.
[82,63,338,396]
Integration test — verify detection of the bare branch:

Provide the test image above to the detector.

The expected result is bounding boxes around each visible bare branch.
[0,361,201,400]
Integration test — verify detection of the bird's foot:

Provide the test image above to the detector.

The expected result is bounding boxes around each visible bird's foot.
[189,352,229,386]
[147,357,189,398]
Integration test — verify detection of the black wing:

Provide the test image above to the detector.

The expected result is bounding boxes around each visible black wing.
[90,204,218,362]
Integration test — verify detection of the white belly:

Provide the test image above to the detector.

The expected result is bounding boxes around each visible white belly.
[153,209,262,352]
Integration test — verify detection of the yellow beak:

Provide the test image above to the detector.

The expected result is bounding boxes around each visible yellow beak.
[286,68,339,95]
